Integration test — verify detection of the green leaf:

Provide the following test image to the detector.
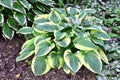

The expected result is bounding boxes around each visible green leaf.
[0,0,13,9]
[72,29,84,38]
[13,2,26,14]
[92,31,110,40]
[54,37,71,47]
[91,37,104,47]
[86,25,103,31]
[16,46,34,62]
[0,5,4,11]
[7,18,18,30]
[67,7,79,15]
[63,63,72,74]
[14,12,26,25]
[19,0,31,10]
[0,14,4,26]
[48,51,64,69]
[34,35,49,45]
[64,50,82,73]
[21,38,35,50]
[54,29,72,47]
[32,8,43,15]
[32,30,40,36]
[82,50,102,73]
[35,40,55,56]
[54,30,66,40]
[34,14,49,24]
[98,48,109,64]
[17,27,33,34]
[109,33,118,37]
[73,38,97,50]
[34,22,59,32]
[4,8,13,17]
[83,9,96,13]
[27,13,34,22]
[2,23,14,40]
[36,4,46,12]
[37,0,55,7]
[79,10,86,23]
[34,25,47,34]
[49,10,61,24]
[31,56,51,76]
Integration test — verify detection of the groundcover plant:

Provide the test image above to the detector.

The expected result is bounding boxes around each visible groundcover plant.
[16,7,110,76]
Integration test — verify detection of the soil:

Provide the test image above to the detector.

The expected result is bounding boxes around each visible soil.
[0,35,96,80]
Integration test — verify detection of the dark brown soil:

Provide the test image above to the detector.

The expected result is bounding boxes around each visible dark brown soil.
[0,36,96,80]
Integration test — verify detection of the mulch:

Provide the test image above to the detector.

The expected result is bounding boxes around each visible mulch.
[0,35,96,80]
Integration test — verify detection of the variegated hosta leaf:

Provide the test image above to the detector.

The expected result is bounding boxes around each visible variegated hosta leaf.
[32,8,43,14]
[16,38,35,61]
[16,46,34,62]
[27,13,34,22]
[7,18,18,31]
[34,14,49,24]
[64,50,83,73]
[54,30,66,40]
[86,25,103,31]
[17,27,33,34]
[34,22,59,32]
[34,35,49,45]
[63,63,75,74]
[73,37,97,50]
[72,29,84,38]
[14,12,26,25]
[31,56,51,76]
[91,37,104,47]
[82,50,102,73]
[32,29,41,36]
[21,38,35,50]
[54,30,71,47]
[13,2,26,14]
[79,10,86,23]
[35,40,55,56]
[67,7,79,15]
[63,63,71,74]
[0,0,13,9]
[37,0,55,6]
[19,0,31,10]
[48,51,64,69]
[36,4,46,12]
[98,48,109,64]
[49,10,61,24]
[2,23,14,40]
[54,37,71,48]
[0,14,4,26]
[91,31,110,40]
[83,9,96,13]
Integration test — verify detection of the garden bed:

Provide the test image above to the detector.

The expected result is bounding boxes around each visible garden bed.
[0,35,96,80]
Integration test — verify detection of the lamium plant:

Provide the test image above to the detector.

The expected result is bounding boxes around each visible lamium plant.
[16,7,110,76]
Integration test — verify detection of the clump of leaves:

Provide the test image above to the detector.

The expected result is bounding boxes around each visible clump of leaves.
[16,7,110,76]
[54,0,81,7]
[0,0,55,39]
[97,60,120,80]
[96,29,120,80]
[100,0,120,35]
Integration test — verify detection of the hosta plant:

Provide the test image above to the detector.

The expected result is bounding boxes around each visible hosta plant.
[16,7,110,76]
[0,0,55,39]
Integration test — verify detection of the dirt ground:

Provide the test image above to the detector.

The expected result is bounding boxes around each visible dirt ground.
[0,35,96,80]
